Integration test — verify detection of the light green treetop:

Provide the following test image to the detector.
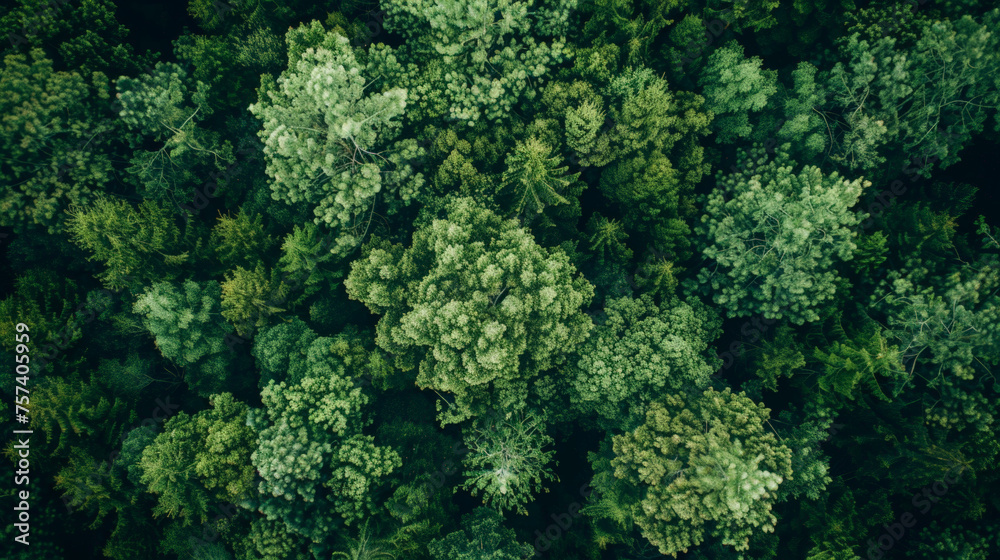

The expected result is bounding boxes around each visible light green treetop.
[587,388,793,556]
[569,294,722,427]
[345,196,594,425]
[249,22,423,255]
[694,145,868,324]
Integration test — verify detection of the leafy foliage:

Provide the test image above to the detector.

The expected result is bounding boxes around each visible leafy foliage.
[249,22,424,255]
[588,388,793,556]
[693,145,867,324]
[568,294,722,427]
[345,196,593,425]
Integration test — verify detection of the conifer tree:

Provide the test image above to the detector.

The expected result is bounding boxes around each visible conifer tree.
[460,410,558,515]
[66,197,198,291]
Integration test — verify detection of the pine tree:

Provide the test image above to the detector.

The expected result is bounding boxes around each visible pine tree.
[428,507,534,560]
[500,136,577,221]
[209,210,275,270]
[460,410,558,514]
[66,196,198,291]
[220,263,287,337]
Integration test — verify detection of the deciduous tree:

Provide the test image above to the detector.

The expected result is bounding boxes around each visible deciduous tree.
[693,145,867,324]
[345,197,594,425]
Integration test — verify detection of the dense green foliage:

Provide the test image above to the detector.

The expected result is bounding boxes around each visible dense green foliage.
[2,0,1000,558]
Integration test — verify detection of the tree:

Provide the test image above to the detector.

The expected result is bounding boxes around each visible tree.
[0,268,82,354]
[345,197,594,425]
[499,136,580,224]
[252,327,399,546]
[249,22,424,255]
[376,0,573,124]
[752,317,908,413]
[577,213,635,302]
[251,317,320,388]
[137,394,256,526]
[66,196,199,291]
[133,280,239,397]
[220,263,287,337]
[577,0,681,67]
[585,388,793,556]
[768,62,828,165]
[0,48,114,234]
[275,222,344,306]
[693,145,867,324]
[137,411,215,525]
[115,61,234,204]
[789,10,1000,179]
[93,353,155,400]
[327,434,404,525]
[194,393,258,503]
[905,520,1000,560]
[173,8,284,114]
[428,507,534,560]
[209,210,275,270]
[877,260,1000,431]
[332,520,398,560]
[460,410,558,515]
[561,66,712,258]
[232,515,312,560]
[698,41,778,144]
[32,377,136,457]
[568,294,722,428]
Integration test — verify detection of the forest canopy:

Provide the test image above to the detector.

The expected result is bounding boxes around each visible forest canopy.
[1,0,999,559]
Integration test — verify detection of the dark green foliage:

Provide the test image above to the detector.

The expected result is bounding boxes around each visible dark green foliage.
[4,2,1000,558]
[33,377,136,456]
[66,196,202,291]
[428,507,534,560]
[133,280,243,397]
[1,0,154,76]
[0,48,114,234]
[0,268,82,353]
